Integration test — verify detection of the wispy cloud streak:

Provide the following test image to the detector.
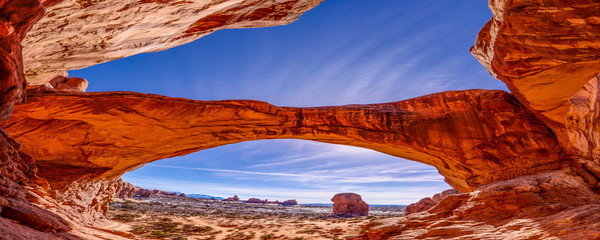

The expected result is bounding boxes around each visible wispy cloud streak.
[146,164,443,183]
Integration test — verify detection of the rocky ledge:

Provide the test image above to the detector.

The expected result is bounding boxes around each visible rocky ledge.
[0,0,599,239]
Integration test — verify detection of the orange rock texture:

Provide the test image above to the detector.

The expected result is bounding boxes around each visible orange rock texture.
[471,0,600,152]
[404,189,459,215]
[0,0,44,121]
[21,0,323,85]
[331,193,369,216]
[1,89,562,193]
[355,170,600,239]
[0,0,600,239]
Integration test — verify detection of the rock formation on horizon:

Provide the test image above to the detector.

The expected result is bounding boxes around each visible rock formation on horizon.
[0,0,599,239]
[331,193,369,217]
[225,195,240,202]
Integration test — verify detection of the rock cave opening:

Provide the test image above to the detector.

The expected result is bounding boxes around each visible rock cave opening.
[120,139,452,205]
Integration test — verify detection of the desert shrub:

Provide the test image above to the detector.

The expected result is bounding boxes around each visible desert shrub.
[260,233,276,240]
[148,217,182,233]
[182,224,213,233]
[296,229,318,234]
[112,213,140,222]
[150,230,170,238]
[130,225,150,234]
[224,232,255,240]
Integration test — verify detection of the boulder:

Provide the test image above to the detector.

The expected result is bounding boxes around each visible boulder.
[331,193,369,216]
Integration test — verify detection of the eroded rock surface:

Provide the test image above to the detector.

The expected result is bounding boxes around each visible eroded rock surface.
[356,170,600,239]
[1,89,563,193]
[0,0,45,120]
[404,189,459,215]
[331,193,369,217]
[1,0,600,239]
[471,0,600,151]
[22,0,323,85]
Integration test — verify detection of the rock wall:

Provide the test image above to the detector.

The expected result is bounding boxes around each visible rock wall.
[0,0,45,121]
[22,0,323,85]
[404,189,459,215]
[0,0,600,239]
[471,0,600,151]
[356,170,600,239]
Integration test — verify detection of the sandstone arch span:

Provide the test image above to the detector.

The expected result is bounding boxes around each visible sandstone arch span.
[1,88,563,193]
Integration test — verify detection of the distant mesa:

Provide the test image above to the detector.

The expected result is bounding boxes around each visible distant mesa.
[331,193,369,217]
[282,199,298,206]
[224,195,240,201]
[117,182,219,199]
[243,197,298,206]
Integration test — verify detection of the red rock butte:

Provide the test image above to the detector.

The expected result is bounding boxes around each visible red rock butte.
[0,0,598,239]
[331,193,369,216]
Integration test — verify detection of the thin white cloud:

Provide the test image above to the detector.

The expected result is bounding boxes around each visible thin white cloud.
[146,164,443,184]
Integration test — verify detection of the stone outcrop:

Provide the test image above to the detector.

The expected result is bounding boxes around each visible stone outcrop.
[404,189,459,215]
[282,199,297,205]
[1,89,562,193]
[22,0,324,85]
[331,193,369,216]
[116,181,135,199]
[357,170,600,239]
[0,0,45,121]
[471,0,600,154]
[225,195,240,202]
[1,0,600,239]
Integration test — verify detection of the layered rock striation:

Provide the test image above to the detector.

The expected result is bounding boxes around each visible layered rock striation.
[0,0,600,239]
[1,89,563,193]
[22,0,323,85]
[357,170,600,239]
[404,189,459,215]
[331,193,369,217]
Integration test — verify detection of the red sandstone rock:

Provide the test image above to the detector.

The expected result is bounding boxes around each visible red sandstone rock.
[357,170,600,239]
[246,198,266,204]
[471,0,600,156]
[0,200,71,233]
[0,0,44,120]
[46,76,88,92]
[133,188,152,198]
[116,181,135,199]
[331,193,369,216]
[2,0,600,239]
[282,200,297,205]
[1,89,562,193]
[405,189,459,215]
[21,0,324,85]
[225,195,240,202]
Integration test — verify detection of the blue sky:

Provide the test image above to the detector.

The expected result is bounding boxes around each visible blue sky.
[70,0,504,204]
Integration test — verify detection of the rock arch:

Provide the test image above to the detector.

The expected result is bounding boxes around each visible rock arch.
[1,88,563,194]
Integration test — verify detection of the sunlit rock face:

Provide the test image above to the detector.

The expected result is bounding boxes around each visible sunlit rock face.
[1,0,600,239]
[1,89,563,193]
[331,193,369,216]
[404,189,459,215]
[21,0,323,85]
[0,0,45,121]
[357,170,600,239]
[471,0,600,149]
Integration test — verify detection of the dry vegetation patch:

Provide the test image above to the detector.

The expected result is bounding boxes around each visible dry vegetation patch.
[106,196,404,239]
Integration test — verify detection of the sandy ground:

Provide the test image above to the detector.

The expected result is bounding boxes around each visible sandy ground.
[101,197,404,239]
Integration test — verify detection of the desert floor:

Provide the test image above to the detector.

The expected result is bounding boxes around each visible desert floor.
[103,196,404,240]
